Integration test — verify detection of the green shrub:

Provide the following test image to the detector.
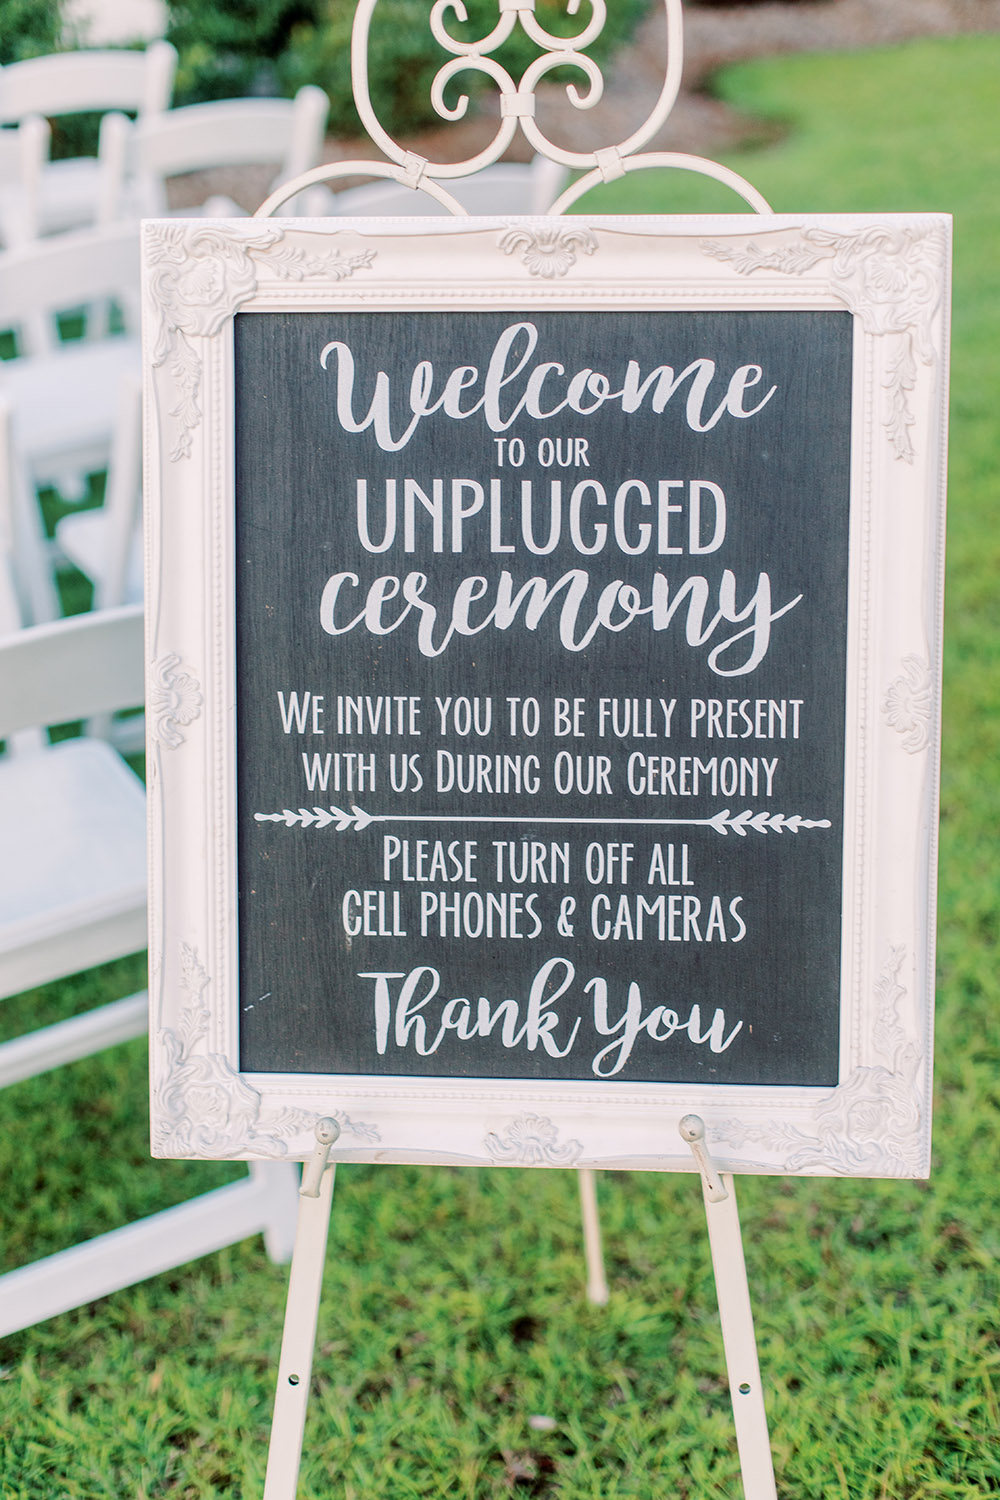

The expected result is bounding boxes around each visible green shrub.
[165,0,649,137]
[0,0,64,64]
[165,0,320,99]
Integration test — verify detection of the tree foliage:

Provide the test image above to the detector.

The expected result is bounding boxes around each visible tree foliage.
[0,0,64,65]
[165,0,650,137]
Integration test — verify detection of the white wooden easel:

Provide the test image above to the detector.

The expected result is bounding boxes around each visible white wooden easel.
[262,1117,777,1500]
[253,3,779,1491]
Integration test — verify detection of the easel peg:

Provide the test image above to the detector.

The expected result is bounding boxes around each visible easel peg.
[679,1114,728,1203]
[300,1117,340,1198]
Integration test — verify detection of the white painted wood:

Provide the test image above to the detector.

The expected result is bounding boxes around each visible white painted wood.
[0,114,49,249]
[702,1176,778,1500]
[55,371,143,607]
[0,221,141,552]
[0,392,59,625]
[0,602,143,733]
[0,607,147,999]
[578,1168,609,1306]
[263,1164,337,1500]
[0,605,301,1331]
[100,87,330,224]
[682,1115,775,1498]
[0,991,147,1088]
[0,1162,300,1339]
[143,211,948,1180]
[0,42,176,239]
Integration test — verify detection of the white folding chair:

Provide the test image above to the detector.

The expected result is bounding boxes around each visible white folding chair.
[0,220,141,553]
[0,604,299,1337]
[0,42,176,243]
[325,155,569,217]
[101,85,330,222]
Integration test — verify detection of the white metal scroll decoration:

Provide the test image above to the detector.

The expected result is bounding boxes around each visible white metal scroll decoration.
[254,0,771,219]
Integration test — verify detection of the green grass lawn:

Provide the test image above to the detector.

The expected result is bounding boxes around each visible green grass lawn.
[2,34,999,1499]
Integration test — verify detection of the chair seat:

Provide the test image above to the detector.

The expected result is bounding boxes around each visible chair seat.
[0,736,146,992]
[1,335,140,485]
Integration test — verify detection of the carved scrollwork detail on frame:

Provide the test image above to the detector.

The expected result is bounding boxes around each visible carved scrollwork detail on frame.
[154,944,380,1159]
[150,652,203,749]
[499,224,598,278]
[882,655,933,753]
[485,1113,583,1166]
[711,947,923,1177]
[145,222,376,460]
[702,223,948,462]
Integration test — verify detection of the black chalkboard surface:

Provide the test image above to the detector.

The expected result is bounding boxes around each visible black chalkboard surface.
[234,308,853,1087]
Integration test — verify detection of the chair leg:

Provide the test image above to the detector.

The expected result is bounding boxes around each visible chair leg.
[0,992,147,1089]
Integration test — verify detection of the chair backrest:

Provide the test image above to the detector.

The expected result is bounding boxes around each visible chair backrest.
[331,156,570,218]
[0,602,144,738]
[0,219,140,356]
[0,392,58,629]
[118,86,329,217]
[95,370,142,610]
[0,397,25,635]
[0,42,176,125]
[0,114,49,244]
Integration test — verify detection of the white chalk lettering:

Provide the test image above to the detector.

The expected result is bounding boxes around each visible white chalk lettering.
[320,322,776,453]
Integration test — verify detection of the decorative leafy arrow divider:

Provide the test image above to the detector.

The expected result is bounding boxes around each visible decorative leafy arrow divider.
[254,806,832,836]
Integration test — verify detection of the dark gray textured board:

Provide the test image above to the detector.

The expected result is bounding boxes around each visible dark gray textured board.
[234,308,853,1086]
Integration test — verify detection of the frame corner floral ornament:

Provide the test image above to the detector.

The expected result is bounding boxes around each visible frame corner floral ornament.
[144,220,376,461]
[712,947,924,1177]
[154,944,380,1159]
[701,222,947,462]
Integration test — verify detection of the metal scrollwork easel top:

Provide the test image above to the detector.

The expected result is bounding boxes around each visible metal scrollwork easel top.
[255,0,771,219]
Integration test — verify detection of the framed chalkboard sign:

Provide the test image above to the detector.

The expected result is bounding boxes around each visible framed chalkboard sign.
[143,213,949,1177]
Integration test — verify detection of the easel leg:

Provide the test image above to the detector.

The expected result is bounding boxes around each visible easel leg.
[577,1168,609,1305]
[681,1117,777,1500]
[263,1121,340,1500]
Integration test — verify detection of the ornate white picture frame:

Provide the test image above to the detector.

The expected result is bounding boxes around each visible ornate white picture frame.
[143,211,949,1178]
